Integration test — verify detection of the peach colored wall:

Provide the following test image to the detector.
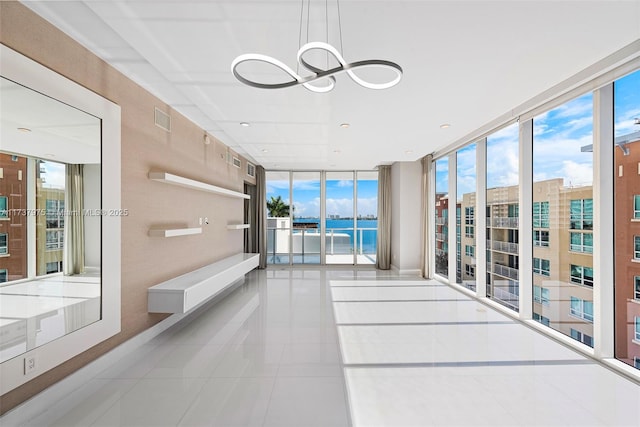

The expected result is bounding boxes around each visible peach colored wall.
[0,2,256,413]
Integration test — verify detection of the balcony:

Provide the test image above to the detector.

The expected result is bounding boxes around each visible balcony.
[489,263,519,280]
[490,217,519,228]
[487,240,519,255]
[436,233,446,242]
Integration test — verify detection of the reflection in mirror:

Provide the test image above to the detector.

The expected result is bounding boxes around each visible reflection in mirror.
[0,76,101,363]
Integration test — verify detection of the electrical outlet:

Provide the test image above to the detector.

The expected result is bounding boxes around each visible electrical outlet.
[198,217,203,226]
[24,356,36,375]
[204,217,209,225]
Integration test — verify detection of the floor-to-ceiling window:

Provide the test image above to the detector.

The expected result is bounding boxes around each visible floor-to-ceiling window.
[266,171,291,265]
[613,68,640,369]
[435,158,449,278]
[486,123,520,311]
[356,171,378,265]
[326,172,355,265]
[457,143,477,291]
[532,93,594,346]
[266,170,377,265]
[292,172,320,264]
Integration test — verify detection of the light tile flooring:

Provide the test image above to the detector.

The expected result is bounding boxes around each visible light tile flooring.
[7,268,640,426]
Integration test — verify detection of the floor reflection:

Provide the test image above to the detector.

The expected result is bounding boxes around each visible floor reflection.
[0,272,100,362]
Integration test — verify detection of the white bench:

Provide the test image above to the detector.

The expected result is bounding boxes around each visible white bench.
[147,253,260,313]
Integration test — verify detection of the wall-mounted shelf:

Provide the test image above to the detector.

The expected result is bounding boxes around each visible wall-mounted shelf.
[148,227,202,238]
[227,224,250,230]
[149,171,250,199]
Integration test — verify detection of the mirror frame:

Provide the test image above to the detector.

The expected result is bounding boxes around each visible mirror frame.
[0,44,121,394]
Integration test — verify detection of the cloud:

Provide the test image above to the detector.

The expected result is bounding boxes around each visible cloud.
[41,161,65,189]
[561,160,593,187]
[336,180,353,188]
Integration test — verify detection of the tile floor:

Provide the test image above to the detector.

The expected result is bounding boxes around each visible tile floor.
[5,268,640,426]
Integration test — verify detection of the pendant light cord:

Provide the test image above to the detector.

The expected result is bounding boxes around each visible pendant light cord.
[337,0,344,56]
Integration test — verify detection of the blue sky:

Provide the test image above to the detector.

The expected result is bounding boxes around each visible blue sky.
[266,173,378,218]
[436,68,640,199]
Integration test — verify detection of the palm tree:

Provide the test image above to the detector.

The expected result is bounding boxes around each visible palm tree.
[267,195,290,217]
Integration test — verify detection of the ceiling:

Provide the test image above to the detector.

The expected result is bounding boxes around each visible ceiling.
[0,77,101,164]
[22,0,640,170]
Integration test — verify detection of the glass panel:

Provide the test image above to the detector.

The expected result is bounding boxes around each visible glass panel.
[613,68,640,369]
[36,160,65,275]
[533,92,594,347]
[291,172,320,264]
[486,123,520,311]
[457,143,476,291]
[356,171,378,265]
[266,171,291,265]
[435,158,449,277]
[326,172,354,264]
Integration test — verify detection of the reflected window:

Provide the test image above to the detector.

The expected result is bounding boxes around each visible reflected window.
[570,297,593,322]
[570,199,593,230]
[570,232,593,253]
[634,195,640,219]
[0,233,6,255]
[533,258,550,276]
[0,268,6,283]
[0,196,7,218]
[635,277,640,300]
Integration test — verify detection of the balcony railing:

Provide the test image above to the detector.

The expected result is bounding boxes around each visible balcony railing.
[487,240,519,254]
[436,233,446,241]
[490,217,519,228]
[435,217,447,225]
[489,263,519,280]
[492,286,520,311]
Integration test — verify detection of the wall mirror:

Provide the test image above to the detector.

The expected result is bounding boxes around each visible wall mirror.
[0,44,121,394]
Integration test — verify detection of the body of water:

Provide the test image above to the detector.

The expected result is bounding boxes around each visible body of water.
[293,218,377,254]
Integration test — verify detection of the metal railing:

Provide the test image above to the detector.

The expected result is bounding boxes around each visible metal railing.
[491,217,519,228]
[489,263,519,280]
[487,240,519,254]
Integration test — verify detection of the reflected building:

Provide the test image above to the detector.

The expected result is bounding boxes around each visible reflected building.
[0,153,27,283]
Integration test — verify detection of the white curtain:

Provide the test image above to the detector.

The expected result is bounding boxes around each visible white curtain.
[421,155,433,278]
[376,165,391,270]
[64,164,84,275]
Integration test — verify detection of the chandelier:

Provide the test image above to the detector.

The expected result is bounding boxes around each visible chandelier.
[231,0,403,93]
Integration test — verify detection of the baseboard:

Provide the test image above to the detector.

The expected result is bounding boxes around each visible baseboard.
[390,264,422,277]
[0,276,246,426]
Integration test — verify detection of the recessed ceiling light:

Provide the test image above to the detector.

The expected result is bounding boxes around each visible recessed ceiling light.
[261,149,268,153]
[240,122,250,127]
[17,127,31,133]
[333,149,341,153]
[45,153,55,157]
[405,150,413,154]
[440,123,451,129]
[340,123,350,128]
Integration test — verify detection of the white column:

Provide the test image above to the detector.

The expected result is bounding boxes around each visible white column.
[519,119,533,319]
[593,83,614,358]
[476,138,487,298]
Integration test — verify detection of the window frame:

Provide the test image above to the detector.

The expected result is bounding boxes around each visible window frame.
[570,296,594,322]
[635,276,640,301]
[570,199,594,230]
[570,264,594,287]
[533,201,550,228]
[0,268,7,283]
[533,230,549,247]
[634,195,640,219]
[0,232,7,255]
[533,257,551,276]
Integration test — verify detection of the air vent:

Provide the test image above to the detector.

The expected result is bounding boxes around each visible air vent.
[232,157,241,168]
[247,163,256,178]
[154,107,171,132]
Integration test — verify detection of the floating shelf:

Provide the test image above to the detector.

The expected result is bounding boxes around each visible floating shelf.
[149,171,250,199]
[148,227,202,238]
[227,224,250,230]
